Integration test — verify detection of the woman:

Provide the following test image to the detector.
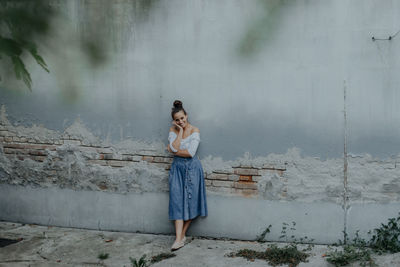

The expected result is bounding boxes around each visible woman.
[167,100,208,251]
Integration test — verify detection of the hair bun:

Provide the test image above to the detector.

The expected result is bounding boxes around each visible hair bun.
[173,100,183,108]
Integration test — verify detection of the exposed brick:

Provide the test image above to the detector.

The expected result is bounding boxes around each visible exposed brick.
[121,154,132,161]
[88,160,107,166]
[137,150,161,157]
[121,154,142,162]
[208,173,229,180]
[99,154,105,160]
[29,150,47,156]
[131,155,143,162]
[153,156,173,163]
[212,170,232,175]
[4,137,12,142]
[103,153,114,160]
[0,136,4,142]
[19,137,28,143]
[3,143,56,150]
[234,181,258,190]
[205,180,212,186]
[4,148,27,154]
[239,175,253,182]
[228,174,240,181]
[96,147,113,154]
[98,183,108,190]
[29,156,46,162]
[106,160,131,167]
[212,180,234,188]
[239,163,253,168]
[233,168,259,176]
[142,156,154,162]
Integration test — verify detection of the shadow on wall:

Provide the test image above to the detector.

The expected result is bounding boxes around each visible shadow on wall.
[0,0,159,101]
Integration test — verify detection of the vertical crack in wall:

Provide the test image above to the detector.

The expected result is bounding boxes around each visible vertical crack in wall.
[343,80,349,243]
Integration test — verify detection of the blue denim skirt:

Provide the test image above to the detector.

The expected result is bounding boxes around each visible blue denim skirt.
[168,156,208,220]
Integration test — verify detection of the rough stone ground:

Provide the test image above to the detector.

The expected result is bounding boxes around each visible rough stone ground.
[1,221,400,267]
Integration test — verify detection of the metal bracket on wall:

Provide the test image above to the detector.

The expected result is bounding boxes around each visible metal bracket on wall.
[372,29,400,41]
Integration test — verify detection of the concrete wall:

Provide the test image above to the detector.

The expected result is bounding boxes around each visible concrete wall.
[1,0,400,244]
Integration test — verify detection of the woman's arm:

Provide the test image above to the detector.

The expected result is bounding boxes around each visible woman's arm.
[173,149,193,157]
[171,124,183,151]
[174,130,200,158]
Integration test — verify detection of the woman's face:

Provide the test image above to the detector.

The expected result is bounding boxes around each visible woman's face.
[173,111,188,128]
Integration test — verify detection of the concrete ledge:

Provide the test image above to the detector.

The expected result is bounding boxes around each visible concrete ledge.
[0,184,346,244]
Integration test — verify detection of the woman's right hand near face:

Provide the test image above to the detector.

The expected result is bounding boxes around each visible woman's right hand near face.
[172,121,183,132]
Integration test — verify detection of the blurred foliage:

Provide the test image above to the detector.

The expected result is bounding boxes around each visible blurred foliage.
[0,0,159,93]
[238,0,291,58]
[0,0,53,90]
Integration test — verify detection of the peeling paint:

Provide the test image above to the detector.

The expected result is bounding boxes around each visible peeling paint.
[2,104,400,205]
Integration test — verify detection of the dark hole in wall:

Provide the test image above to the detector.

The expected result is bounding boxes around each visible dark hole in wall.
[0,238,21,248]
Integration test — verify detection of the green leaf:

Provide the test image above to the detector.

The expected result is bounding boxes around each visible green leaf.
[26,43,49,73]
[11,55,31,90]
[0,36,23,56]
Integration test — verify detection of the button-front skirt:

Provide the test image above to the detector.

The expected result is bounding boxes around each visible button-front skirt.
[168,156,208,220]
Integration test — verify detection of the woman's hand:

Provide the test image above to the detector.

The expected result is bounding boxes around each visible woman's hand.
[172,121,183,132]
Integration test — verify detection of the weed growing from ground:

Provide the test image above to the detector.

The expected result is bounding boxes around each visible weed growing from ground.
[130,254,147,267]
[230,222,311,266]
[228,244,309,267]
[369,215,400,254]
[256,224,271,243]
[98,252,109,260]
[326,213,400,267]
[325,244,376,267]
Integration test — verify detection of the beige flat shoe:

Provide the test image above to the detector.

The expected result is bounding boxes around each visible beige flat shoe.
[171,236,186,251]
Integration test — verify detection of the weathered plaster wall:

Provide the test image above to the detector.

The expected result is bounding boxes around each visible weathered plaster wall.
[1,0,400,243]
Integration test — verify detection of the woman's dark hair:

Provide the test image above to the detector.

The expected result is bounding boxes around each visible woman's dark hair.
[171,100,186,119]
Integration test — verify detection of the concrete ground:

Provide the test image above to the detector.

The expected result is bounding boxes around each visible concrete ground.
[1,221,400,267]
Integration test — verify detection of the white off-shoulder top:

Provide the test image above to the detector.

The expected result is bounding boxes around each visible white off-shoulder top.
[168,131,200,157]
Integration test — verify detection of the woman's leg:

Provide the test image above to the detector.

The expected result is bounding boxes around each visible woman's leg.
[182,219,192,237]
[174,220,184,242]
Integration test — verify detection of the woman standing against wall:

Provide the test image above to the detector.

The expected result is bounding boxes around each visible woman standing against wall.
[167,100,208,251]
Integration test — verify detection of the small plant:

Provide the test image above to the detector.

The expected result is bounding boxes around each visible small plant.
[256,224,272,243]
[98,252,109,260]
[150,252,176,263]
[325,213,400,267]
[130,254,147,267]
[228,244,309,267]
[325,244,375,267]
[279,221,314,244]
[368,214,400,254]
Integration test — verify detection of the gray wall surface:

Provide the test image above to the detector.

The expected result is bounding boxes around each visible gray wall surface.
[1,0,399,159]
[1,0,400,244]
